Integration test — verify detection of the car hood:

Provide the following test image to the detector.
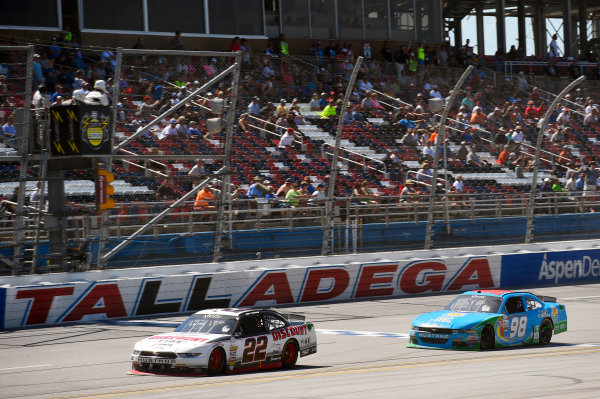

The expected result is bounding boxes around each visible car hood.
[134,332,227,353]
[412,310,497,329]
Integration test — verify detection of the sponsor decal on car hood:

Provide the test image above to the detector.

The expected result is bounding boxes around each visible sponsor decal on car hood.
[413,310,494,329]
[137,332,226,352]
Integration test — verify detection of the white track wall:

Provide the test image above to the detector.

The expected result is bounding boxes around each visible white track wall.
[1,240,599,329]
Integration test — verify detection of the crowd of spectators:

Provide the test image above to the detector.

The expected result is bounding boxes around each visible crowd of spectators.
[2,31,600,217]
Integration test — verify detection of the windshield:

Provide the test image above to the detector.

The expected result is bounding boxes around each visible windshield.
[444,294,502,313]
[174,314,238,335]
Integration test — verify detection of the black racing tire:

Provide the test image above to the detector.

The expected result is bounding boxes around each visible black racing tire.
[539,318,553,345]
[207,347,225,376]
[281,339,299,369]
[480,324,495,350]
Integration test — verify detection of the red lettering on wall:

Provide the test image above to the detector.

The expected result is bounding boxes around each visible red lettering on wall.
[238,272,294,307]
[354,264,398,298]
[300,268,350,302]
[63,284,127,322]
[399,261,447,294]
[16,287,75,325]
[446,259,494,291]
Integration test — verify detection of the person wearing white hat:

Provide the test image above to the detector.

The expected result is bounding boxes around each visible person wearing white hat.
[84,79,109,106]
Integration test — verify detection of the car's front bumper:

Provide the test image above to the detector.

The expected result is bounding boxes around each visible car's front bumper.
[408,328,480,350]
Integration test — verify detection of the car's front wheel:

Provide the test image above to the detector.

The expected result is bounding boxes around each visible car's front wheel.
[480,325,495,350]
[207,347,225,375]
[281,339,298,368]
[539,318,553,345]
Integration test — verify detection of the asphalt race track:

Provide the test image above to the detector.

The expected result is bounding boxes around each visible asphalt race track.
[1,284,599,399]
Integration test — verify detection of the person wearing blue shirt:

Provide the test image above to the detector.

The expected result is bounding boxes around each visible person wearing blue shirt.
[247,97,260,116]
[3,116,16,138]
[247,176,273,199]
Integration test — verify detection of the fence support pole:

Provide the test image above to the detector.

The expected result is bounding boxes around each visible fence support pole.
[322,56,364,255]
[213,53,241,263]
[425,65,474,250]
[525,75,586,243]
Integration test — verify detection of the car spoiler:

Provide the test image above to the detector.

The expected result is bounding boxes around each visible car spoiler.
[538,295,558,303]
[281,313,306,321]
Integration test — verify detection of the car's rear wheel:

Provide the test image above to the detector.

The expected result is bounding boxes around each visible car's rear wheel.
[207,347,225,375]
[480,325,495,350]
[539,318,553,345]
[281,339,298,368]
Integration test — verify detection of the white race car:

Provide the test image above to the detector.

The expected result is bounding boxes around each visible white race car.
[130,308,317,375]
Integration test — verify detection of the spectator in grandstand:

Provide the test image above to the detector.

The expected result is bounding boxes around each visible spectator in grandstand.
[517,71,529,91]
[549,127,566,145]
[32,84,51,109]
[187,121,203,139]
[32,54,44,88]
[84,79,110,106]
[470,107,487,126]
[156,179,180,201]
[158,119,178,140]
[416,162,433,183]
[276,178,295,198]
[461,90,474,111]
[524,100,543,120]
[429,85,442,99]
[169,31,184,50]
[278,34,290,55]
[466,145,490,169]
[511,125,525,143]
[73,69,86,90]
[556,107,570,126]
[450,174,467,208]
[278,127,302,148]
[285,181,306,208]
[136,96,160,119]
[2,115,16,139]
[265,40,278,57]
[308,93,321,111]
[320,98,337,119]
[549,34,560,58]
[188,159,207,178]
[48,36,61,60]
[247,96,261,116]
[309,183,327,205]
[245,176,272,199]
[584,105,599,126]
[276,99,288,117]
[193,185,216,213]
[422,142,434,162]
[567,59,581,80]
[400,180,419,203]
[175,116,188,137]
[400,129,419,146]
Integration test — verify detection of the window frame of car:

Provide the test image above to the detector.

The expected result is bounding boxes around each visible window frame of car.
[261,310,289,331]
[502,295,526,314]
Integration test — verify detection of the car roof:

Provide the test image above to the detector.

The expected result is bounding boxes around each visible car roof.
[462,289,514,297]
[192,308,280,317]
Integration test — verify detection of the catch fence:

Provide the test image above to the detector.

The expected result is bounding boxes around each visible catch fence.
[1,45,600,274]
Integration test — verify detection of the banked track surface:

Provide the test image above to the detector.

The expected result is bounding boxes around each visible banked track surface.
[0,284,599,399]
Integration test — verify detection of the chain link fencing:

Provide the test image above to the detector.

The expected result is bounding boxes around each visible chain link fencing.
[2,44,600,275]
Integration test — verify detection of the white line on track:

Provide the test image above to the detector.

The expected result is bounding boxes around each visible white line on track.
[316,329,409,339]
[561,296,600,300]
[0,364,52,372]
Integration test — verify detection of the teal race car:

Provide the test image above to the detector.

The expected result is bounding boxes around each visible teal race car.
[409,290,567,350]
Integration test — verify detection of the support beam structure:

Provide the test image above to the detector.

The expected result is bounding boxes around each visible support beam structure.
[476,6,485,56]
[517,0,527,55]
[496,0,507,54]
[562,0,573,57]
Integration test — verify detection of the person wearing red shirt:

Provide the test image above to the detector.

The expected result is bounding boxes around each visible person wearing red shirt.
[524,100,543,119]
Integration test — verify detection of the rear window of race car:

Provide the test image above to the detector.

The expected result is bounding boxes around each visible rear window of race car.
[174,314,238,334]
[444,295,502,313]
